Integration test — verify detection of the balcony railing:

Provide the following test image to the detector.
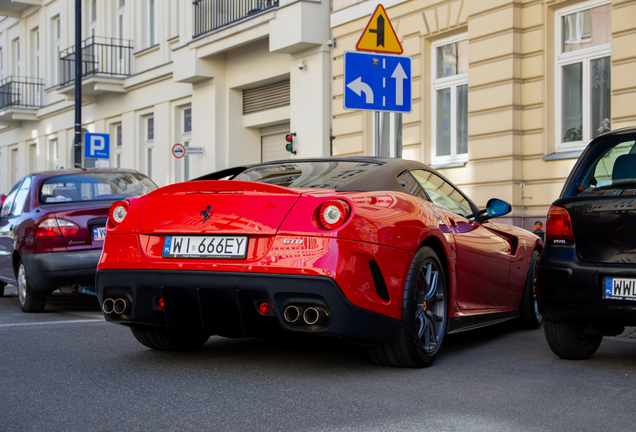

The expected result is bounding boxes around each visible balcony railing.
[58,36,133,87]
[0,76,44,110]
[193,0,279,38]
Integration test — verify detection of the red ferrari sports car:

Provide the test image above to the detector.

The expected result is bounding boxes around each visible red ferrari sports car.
[96,158,543,367]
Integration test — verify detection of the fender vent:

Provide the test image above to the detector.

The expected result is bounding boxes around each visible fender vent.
[369,260,390,302]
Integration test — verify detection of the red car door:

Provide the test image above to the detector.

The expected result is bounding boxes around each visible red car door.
[411,170,512,310]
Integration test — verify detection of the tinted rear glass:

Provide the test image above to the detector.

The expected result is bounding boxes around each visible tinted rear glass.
[40,172,157,204]
[566,134,636,197]
[233,161,381,189]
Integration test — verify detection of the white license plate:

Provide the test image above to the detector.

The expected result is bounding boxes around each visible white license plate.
[603,277,636,301]
[162,235,248,259]
[93,227,106,242]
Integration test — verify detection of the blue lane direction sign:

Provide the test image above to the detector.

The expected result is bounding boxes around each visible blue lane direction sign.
[344,51,411,113]
[84,133,110,159]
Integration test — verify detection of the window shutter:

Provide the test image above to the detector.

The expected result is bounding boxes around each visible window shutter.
[243,80,290,115]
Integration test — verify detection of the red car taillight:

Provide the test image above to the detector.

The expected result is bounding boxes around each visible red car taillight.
[546,205,574,239]
[109,200,129,226]
[36,218,80,237]
[318,199,351,230]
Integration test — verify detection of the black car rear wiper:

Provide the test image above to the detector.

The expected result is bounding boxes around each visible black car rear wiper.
[590,181,636,191]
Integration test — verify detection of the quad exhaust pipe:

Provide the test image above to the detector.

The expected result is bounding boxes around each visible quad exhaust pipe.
[102,297,131,318]
[283,304,329,326]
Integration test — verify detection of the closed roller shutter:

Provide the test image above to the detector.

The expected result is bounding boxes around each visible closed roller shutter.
[243,80,290,115]
[261,124,290,162]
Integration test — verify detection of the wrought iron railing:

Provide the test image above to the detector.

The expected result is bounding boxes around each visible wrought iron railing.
[193,0,279,38]
[0,76,44,110]
[58,36,133,86]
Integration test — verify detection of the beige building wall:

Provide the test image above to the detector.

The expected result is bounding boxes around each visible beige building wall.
[331,0,636,230]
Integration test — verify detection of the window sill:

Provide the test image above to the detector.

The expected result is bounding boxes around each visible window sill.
[542,149,584,161]
[134,43,160,57]
[430,160,468,170]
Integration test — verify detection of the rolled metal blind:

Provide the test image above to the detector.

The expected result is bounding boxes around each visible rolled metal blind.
[243,80,290,114]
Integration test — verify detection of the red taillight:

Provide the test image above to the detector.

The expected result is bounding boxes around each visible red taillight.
[318,199,351,230]
[36,218,79,237]
[109,200,129,226]
[546,205,574,239]
[156,297,165,310]
[258,301,271,315]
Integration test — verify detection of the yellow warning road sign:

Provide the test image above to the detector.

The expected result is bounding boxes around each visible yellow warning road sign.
[356,4,403,54]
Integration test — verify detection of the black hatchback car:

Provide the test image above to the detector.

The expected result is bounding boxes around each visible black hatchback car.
[537,128,636,359]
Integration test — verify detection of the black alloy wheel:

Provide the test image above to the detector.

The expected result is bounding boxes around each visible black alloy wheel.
[17,261,46,313]
[368,246,448,368]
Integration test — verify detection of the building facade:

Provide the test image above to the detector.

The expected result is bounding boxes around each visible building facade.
[331,0,636,229]
[0,0,332,192]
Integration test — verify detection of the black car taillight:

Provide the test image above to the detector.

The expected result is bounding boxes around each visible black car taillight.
[109,200,130,226]
[546,205,574,239]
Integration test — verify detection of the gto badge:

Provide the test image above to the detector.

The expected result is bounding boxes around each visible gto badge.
[283,239,304,245]
[199,205,213,223]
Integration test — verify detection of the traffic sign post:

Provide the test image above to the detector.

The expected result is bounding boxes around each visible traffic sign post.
[84,133,110,159]
[344,52,411,113]
[346,4,409,156]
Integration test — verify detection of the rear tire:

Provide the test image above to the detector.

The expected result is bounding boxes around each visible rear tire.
[17,261,46,313]
[520,251,542,329]
[131,326,210,351]
[544,318,602,360]
[367,246,448,368]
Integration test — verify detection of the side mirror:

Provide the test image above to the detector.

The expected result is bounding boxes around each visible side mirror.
[482,198,511,220]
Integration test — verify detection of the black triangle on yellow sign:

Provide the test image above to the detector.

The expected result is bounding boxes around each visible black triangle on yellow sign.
[356,4,403,54]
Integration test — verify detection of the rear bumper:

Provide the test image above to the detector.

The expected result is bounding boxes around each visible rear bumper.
[22,250,102,292]
[96,269,400,342]
[537,247,636,325]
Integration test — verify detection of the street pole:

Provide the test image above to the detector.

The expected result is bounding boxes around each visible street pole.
[374,111,380,156]
[74,0,82,168]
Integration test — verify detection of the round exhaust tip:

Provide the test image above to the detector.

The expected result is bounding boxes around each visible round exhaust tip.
[303,307,320,325]
[284,305,300,323]
[113,298,127,315]
[102,298,115,314]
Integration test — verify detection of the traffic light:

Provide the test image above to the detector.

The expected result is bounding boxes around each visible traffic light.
[285,133,297,155]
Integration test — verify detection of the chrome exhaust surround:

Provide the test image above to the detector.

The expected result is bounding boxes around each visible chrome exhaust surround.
[283,305,300,323]
[102,298,115,314]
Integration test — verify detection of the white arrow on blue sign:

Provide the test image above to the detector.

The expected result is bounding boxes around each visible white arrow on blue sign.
[84,133,110,159]
[343,51,412,113]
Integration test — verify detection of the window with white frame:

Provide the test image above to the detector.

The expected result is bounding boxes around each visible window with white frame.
[48,138,59,170]
[116,0,126,73]
[113,122,122,168]
[88,0,97,37]
[0,47,4,79]
[146,0,157,47]
[145,115,154,178]
[432,35,468,164]
[28,142,37,173]
[51,16,61,84]
[12,38,20,76]
[556,0,611,151]
[178,107,192,182]
[31,27,40,79]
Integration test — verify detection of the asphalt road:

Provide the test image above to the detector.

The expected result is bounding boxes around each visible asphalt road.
[1,284,635,432]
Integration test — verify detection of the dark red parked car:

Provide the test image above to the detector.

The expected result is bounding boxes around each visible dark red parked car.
[97,158,543,367]
[0,168,157,312]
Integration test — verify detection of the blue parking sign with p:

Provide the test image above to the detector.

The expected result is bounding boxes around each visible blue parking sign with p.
[84,133,110,159]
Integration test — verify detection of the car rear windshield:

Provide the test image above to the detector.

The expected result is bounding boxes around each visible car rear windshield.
[233,161,382,189]
[40,172,157,204]
[566,134,636,197]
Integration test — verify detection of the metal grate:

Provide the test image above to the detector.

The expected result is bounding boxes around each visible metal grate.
[0,76,44,110]
[243,80,290,115]
[193,0,279,38]
[58,36,133,86]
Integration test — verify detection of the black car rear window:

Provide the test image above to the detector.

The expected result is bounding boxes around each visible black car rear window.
[40,172,157,204]
[233,161,382,189]
[566,135,636,197]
